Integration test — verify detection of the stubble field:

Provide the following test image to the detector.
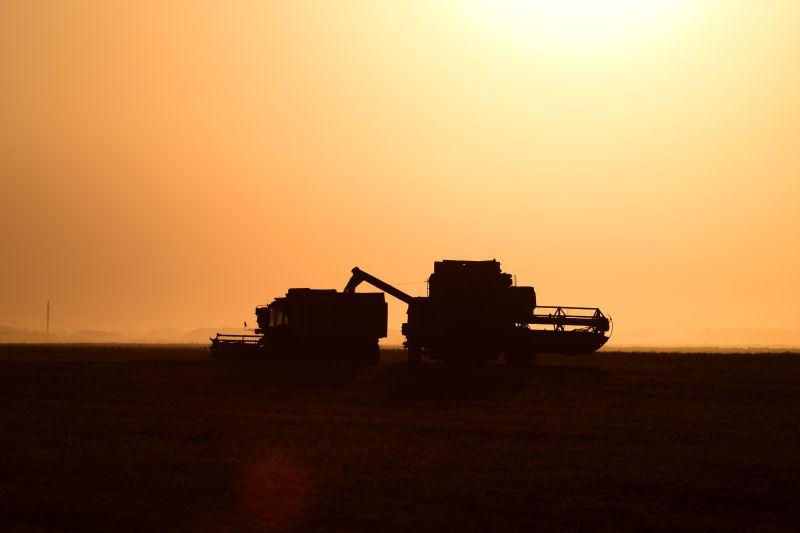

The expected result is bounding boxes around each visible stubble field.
[1,344,799,531]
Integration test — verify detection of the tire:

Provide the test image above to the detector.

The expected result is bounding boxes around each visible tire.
[352,342,380,366]
[365,342,380,365]
[408,348,422,365]
[505,350,535,367]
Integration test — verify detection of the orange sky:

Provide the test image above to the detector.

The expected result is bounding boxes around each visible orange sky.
[1,1,798,345]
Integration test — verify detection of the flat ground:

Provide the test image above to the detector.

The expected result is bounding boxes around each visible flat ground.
[1,345,799,532]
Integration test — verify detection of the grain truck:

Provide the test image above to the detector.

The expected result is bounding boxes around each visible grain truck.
[210,288,386,363]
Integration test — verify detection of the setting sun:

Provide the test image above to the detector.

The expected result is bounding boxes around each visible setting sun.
[461,0,694,54]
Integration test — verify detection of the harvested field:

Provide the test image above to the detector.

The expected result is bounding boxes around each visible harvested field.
[1,345,799,531]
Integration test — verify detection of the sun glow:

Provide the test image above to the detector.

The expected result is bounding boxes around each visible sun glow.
[461,0,692,55]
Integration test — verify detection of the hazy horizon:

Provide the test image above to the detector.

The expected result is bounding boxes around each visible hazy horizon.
[2,321,799,350]
[2,1,798,346]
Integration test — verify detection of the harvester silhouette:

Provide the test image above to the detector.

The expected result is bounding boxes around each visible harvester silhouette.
[211,259,610,364]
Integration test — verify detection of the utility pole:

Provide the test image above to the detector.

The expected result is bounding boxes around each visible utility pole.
[46,300,50,335]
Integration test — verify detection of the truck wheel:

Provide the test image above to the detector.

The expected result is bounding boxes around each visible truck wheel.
[505,351,535,367]
[352,342,380,366]
[365,342,380,365]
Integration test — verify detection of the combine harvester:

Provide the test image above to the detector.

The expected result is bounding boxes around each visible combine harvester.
[211,259,611,364]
